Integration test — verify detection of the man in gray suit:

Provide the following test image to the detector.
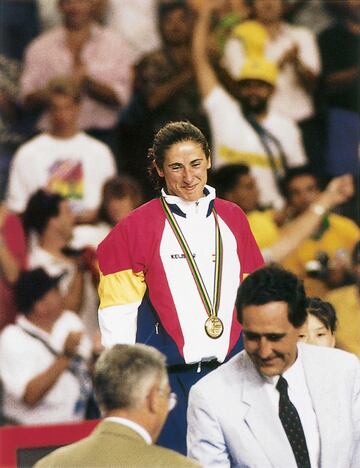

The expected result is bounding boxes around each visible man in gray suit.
[37,344,199,467]
[187,266,360,468]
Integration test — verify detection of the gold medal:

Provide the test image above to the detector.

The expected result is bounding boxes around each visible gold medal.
[205,316,224,339]
[161,197,225,341]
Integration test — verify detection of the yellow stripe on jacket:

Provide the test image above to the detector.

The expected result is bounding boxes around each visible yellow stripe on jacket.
[98,270,146,309]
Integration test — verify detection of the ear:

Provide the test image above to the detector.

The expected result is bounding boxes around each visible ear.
[147,385,160,414]
[154,162,164,178]
[207,156,212,170]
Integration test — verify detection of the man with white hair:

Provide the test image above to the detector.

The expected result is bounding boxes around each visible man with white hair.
[36,344,200,467]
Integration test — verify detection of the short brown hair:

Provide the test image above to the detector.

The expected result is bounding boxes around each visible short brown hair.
[45,76,82,106]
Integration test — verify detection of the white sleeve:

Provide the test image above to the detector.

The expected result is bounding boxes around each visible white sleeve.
[187,385,231,467]
[6,149,33,213]
[222,37,246,79]
[98,302,140,348]
[352,360,360,467]
[282,120,307,167]
[0,330,39,399]
[295,28,321,74]
[102,145,117,179]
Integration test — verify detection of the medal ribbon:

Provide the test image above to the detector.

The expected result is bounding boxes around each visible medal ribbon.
[160,196,223,320]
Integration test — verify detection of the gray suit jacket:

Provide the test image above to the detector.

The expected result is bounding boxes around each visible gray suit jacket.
[36,420,200,468]
[187,344,360,468]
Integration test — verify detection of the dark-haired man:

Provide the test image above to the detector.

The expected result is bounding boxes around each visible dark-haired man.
[187,266,360,467]
[211,163,355,264]
[280,166,359,284]
[135,1,207,133]
[0,268,92,425]
[223,0,321,166]
[192,1,307,209]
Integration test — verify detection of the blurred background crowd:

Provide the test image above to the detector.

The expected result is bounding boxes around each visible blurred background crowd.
[0,0,359,428]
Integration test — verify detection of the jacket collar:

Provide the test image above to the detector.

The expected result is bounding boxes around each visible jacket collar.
[161,185,215,218]
[94,420,149,445]
[105,417,151,444]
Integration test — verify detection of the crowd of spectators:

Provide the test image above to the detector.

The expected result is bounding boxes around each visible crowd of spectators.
[0,0,358,437]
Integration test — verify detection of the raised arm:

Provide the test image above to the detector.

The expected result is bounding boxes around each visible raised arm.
[192,0,223,98]
[267,174,355,263]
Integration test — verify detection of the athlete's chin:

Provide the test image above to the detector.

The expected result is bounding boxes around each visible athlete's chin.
[179,187,203,202]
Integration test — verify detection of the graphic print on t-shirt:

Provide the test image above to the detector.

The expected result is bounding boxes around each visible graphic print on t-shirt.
[46,159,84,203]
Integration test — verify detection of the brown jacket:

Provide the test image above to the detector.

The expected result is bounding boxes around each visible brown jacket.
[35,420,200,468]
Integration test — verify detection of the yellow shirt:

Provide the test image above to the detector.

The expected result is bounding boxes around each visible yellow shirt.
[247,210,280,250]
[325,285,360,358]
[281,213,360,278]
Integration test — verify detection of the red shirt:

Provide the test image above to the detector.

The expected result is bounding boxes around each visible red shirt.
[0,212,27,330]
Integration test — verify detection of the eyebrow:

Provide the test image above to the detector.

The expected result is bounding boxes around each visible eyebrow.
[167,158,204,167]
[243,332,287,339]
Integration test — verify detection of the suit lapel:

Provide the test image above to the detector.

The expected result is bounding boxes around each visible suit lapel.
[300,345,339,467]
[241,354,296,467]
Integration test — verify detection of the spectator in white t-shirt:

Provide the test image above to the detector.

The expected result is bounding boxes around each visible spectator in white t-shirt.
[192,2,306,208]
[7,77,116,224]
[222,0,321,167]
[0,267,93,425]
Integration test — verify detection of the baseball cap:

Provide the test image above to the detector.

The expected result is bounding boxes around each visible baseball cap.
[238,56,278,86]
[14,268,64,313]
[232,20,268,57]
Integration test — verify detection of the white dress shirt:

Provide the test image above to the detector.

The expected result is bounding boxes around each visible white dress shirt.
[105,416,152,445]
[264,347,321,468]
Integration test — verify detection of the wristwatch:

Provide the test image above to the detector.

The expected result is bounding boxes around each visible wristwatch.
[309,203,326,216]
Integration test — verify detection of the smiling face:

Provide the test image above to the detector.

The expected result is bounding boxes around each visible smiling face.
[155,140,211,202]
[242,301,300,377]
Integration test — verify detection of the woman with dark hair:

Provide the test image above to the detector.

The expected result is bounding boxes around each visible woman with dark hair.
[71,174,143,251]
[298,296,337,347]
[97,175,143,227]
[97,121,263,454]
